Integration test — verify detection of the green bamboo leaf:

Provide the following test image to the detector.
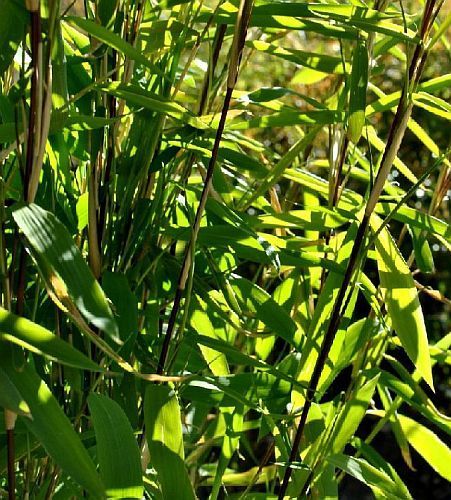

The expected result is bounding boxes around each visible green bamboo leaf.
[240,126,322,208]
[419,74,451,93]
[0,307,100,371]
[327,454,410,499]
[65,17,161,73]
[377,384,414,470]
[102,271,138,350]
[228,275,297,347]
[408,227,435,273]
[0,0,27,73]
[365,125,418,184]
[211,406,244,500]
[376,203,451,243]
[250,3,397,21]
[283,168,362,209]
[347,39,368,143]
[413,91,451,121]
[12,203,119,343]
[0,345,104,498]
[184,331,305,390]
[351,437,412,499]
[189,296,229,376]
[295,222,359,396]
[249,207,350,231]
[371,215,434,389]
[378,369,450,437]
[144,385,196,500]
[0,366,30,417]
[328,374,380,455]
[398,414,451,481]
[51,21,69,110]
[97,82,209,129]
[314,464,338,499]
[50,113,123,133]
[202,465,277,487]
[76,192,89,231]
[199,3,416,42]
[248,41,348,74]
[88,393,143,499]
[228,110,344,130]
[180,373,290,412]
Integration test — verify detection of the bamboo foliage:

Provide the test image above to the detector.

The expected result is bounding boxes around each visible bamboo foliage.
[0,1,450,499]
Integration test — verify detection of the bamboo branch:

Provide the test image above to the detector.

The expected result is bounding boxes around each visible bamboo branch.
[278,2,442,497]
[157,0,254,375]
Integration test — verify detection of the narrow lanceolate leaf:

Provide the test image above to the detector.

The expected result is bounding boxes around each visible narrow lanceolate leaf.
[144,385,196,500]
[347,39,368,143]
[328,374,380,455]
[88,393,143,499]
[189,295,229,376]
[229,275,297,347]
[409,227,435,273]
[248,41,348,74]
[65,17,160,73]
[0,345,104,497]
[371,215,434,389]
[376,203,451,244]
[12,203,119,343]
[398,414,451,481]
[0,366,30,417]
[97,83,209,130]
[0,307,100,371]
[228,110,344,130]
[327,454,411,499]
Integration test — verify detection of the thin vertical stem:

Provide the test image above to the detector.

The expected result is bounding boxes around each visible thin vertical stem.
[277,3,440,496]
[24,1,41,196]
[157,85,233,374]
[157,0,254,375]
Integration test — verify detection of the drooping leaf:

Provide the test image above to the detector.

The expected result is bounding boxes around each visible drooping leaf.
[327,454,411,499]
[12,203,119,343]
[328,374,380,455]
[181,372,291,413]
[228,275,297,347]
[144,385,195,500]
[376,203,450,244]
[398,414,451,481]
[371,215,434,389]
[0,307,100,371]
[97,82,209,129]
[88,393,143,499]
[0,366,30,417]
[65,17,161,74]
[0,344,104,497]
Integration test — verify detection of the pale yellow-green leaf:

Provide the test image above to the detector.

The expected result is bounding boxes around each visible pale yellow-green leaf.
[189,295,229,376]
[371,215,433,389]
[398,414,451,481]
[144,385,195,500]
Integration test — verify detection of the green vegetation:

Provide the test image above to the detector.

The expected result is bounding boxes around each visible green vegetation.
[0,0,450,498]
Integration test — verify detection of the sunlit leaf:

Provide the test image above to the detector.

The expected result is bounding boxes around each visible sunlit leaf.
[372,215,434,389]
[88,393,143,498]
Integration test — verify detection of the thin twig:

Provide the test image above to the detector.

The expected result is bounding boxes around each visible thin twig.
[157,0,254,375]
[278,2,439,496]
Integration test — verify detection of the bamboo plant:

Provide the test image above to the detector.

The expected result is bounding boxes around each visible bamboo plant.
[0,0,450,499]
